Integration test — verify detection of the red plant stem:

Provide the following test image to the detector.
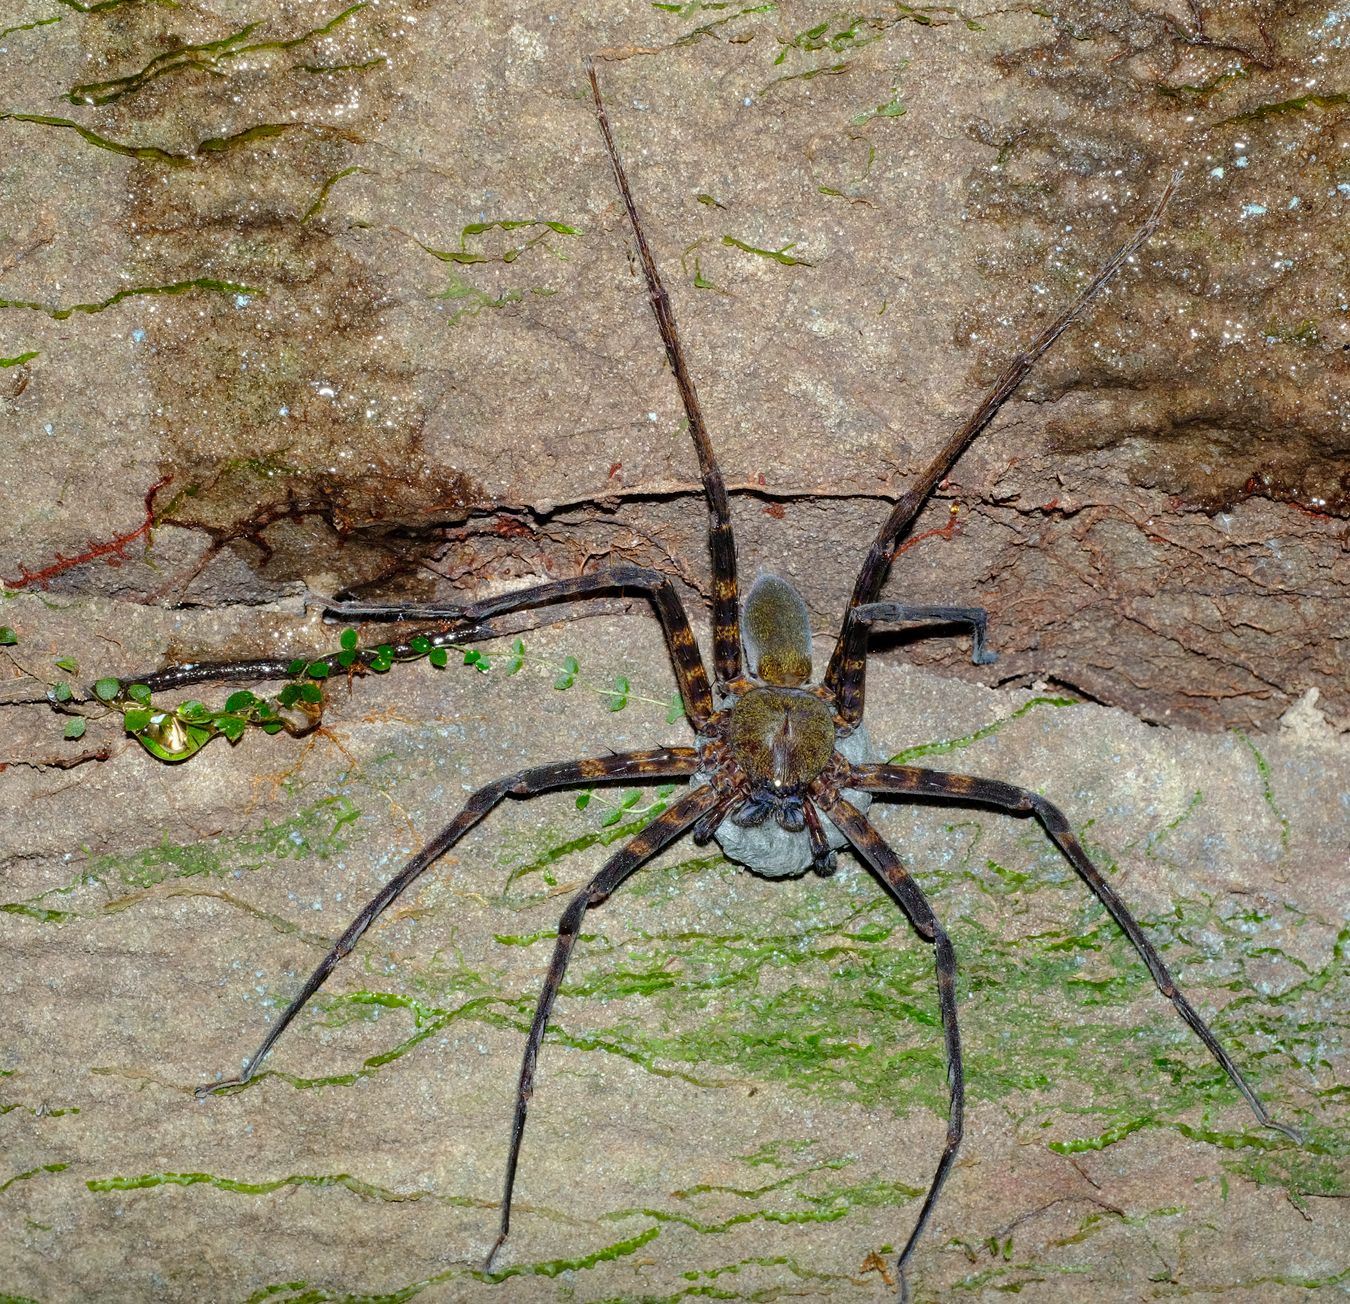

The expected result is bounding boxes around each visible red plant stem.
[895,504,961,557]
[4,475,172,590]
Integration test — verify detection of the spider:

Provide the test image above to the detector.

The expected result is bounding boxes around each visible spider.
[106,60,1299,1301]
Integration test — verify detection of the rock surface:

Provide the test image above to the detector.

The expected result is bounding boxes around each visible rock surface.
[2,607,1346,1301]
[1,2,1347,1301]
[1,0,1347,727]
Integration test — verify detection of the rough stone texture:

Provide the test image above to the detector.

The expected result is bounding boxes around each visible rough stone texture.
[2,608,1347,1302]
[1,0,1346,727]
[1,2,1347,1302]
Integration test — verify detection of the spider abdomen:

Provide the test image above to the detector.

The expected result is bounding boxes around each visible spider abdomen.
[743,574,813,686]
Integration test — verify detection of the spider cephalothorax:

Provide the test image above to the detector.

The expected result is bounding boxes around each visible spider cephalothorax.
[108,57,1300,1304]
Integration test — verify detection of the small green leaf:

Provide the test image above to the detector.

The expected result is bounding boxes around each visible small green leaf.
[138,721,210,762]
[307,660,330,679]
[127,683,152,706]
[224,690,256,713]
[464,648,490,672]
[410,635,431,655]
[657,783,676,799]
[553,655,579,691]
[286,658,307,676]
[337,648,357,668]
[607,675,630,712]
[601,808,623,828]
[428,646,448,668]
[52,682,73,703]
[64,718,86,740]
[369,656,392,673]
[261,720,284,734]
[217,715,247,741]
[666,692,686,724]
[506,638,525,675]
[55,656,79,673]
[575,791,592,811]
[124,707,152,733]
[0,626,17,646]
[339,628,358,651]
[299,683,323,704]
[722,235,815,267]
[94,677,121,701]
[278,683,302,707]
[620,790,641,809]
[178,701,211,722]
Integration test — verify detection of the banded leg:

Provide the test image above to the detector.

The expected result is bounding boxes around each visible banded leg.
[856,604,996,666]
[105,606,558,696]
[824,176,1179,725]
[587,60,742,688]
[851,762,1301,1143]
[832,601,997,725]
[815,791,962,1304]
[487,783,728,1268]
[115,564,716,730]
[196,746,700,1096]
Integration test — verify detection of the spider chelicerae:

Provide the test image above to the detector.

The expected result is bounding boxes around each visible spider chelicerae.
[106,60,1299,1301]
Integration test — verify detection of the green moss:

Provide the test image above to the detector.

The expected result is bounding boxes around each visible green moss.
[0,113,186,166]
[889,694,1078,763]
[721,236,813,267]
[1047,1116,1151,1153]
[96,796,360,891]
[66,5,369,106]
[0,1162,68,1193]
[0,276,261,321]
[302,167,364,223]
[0,902,76,923]
[1262,319,1321,347]
[0,14,61,38]
[1217,91,1348,127]
[2,796,360,920]
[330,844,1317,1143]
[1233,730,1290,852]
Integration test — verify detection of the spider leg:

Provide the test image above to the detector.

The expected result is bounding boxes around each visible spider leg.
[824,175,1180,726]
[854,604,996,667]
[813,791,962,1304]
[486,782,729,1270]
[830,601,997,725]
[194,745,700,1097]
[800,798,838,874]
[100,608,531,696]
[113,565,716,729]
[851,762,1302,1143]
[586,59,742,689]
